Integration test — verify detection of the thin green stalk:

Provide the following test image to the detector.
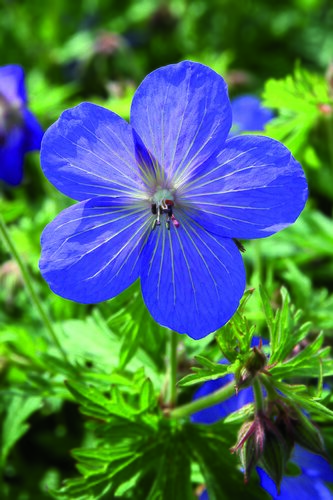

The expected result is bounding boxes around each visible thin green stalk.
[0,214,70,365]
[252,378,264,414]
[326,114,333,170]
[166,330,178,407]
[260,373,278,401]
[169,380,235,419]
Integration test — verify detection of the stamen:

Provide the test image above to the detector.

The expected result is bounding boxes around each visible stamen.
[151,198,180,230]
[171,214,180,229]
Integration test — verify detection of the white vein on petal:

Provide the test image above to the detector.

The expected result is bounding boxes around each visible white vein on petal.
[147,226,162,278]
[181,213,231,273]
[160,80,171,185]
[178,148,257,193]
[183,163,271,194]
[180,220,219,293]
[84,216,152,281]
[173,226,198,312]
[184,184,286,198]
[167,229,176,306]
[168,73,191,178]
[157,224,166,301]
[80,121,146,181]
[57,132,143,190]
[53,206,146,232]
[103,123,153,186]
[49,210,149,265]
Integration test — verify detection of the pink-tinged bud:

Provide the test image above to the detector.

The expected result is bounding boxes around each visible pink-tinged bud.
[318,103,332,115]
[231,412,292,486]
[231,421,261,481]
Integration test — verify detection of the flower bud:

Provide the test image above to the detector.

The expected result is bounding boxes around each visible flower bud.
[236,346,267,390]
[258,424,292,492]
[231,411,291,485]
[275,400,328,460]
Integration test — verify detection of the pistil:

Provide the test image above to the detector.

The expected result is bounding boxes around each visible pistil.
[151,190,180,230]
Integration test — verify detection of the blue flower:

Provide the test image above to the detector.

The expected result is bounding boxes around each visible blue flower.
[192,350,333,499]
[0,64,44,186]
[230,95,274,136]
[257,448,333,500]
[39,61,307,339]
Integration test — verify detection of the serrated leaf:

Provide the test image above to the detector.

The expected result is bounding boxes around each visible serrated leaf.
[1,394,42,464]
[274,381,333,421]
[102,281,167,371]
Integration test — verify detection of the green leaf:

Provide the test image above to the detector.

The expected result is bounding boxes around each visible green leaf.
[139,378,156,412]
[274,381,333,421]
[262,64,330,157]
[1,394,42,464]
[187,424,261,499]
[260,287,312,365]
[102,281,167,371]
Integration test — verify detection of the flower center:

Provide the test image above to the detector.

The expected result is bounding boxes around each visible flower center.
[0,93,23,145]
[151,188,180,230]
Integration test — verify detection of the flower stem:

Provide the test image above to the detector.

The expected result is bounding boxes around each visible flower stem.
[166,329,178,407]
[169,380,235,419]
[326,114,333,170]
[252,377,264,414]
[0,215,70,365]
[260,373,278,401]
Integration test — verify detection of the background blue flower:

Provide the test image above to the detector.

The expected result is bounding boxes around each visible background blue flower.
[0,64,44,186]
[40,61,307,339]
[230,95,274,136]
[192,345,333,500]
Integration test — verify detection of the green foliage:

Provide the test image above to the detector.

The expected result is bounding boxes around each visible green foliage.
[262,65,331,158]
[2,0,333,497]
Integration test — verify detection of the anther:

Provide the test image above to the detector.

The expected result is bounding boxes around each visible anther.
[171,214,180,229]
[151,198,180,230]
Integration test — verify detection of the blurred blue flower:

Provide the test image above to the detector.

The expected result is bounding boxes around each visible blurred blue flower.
[192,345,333,499]
[257,448,333,499]
[39,61,307,339]
[0,65,43,185]
[230,95,274,136]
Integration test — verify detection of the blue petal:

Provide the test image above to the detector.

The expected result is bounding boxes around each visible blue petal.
[199,490,209,500]
[181,135,308,239]
[292,446,333,482]
[140,217,245,339]
[257,465,333,500]
[23,109,44,151]
[40,103,151,202]
[0,127,25,185]
[39,197,151,302]
[230,95,273,136]
[0,64,27,104]
[130,61,232,187]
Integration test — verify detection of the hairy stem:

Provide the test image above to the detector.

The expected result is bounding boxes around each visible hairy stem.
[252,377,264,414]
[166,329,178,407]
[169,380,235,419]
[0,214,70,365]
